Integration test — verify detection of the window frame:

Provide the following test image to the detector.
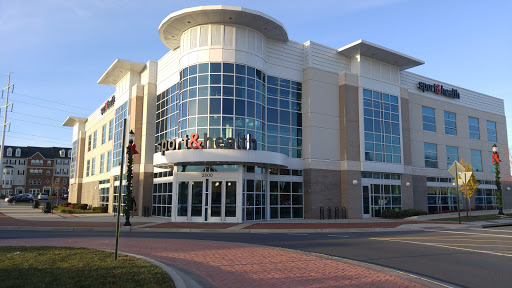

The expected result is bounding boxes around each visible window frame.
[422,106,436,132]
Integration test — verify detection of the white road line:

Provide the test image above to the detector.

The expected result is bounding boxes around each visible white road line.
[288,233,308,236]
[429,230,512,238]
[327,235,349,237]
[371,238,512,257]
[470,228,512,233]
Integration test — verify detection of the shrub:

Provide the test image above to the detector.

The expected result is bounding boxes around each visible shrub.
[75,204,88,210]
[67,205,75,209]
[381,208,427,219]
[60,202,71,207]
[60,208,75,214]
[92,206,108,213]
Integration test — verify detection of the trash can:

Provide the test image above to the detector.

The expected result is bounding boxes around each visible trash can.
[33,200,40,209]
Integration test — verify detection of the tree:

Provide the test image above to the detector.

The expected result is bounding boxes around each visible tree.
[460,160,479,216]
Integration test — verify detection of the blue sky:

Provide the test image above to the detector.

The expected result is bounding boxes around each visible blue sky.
[0,0,511,149]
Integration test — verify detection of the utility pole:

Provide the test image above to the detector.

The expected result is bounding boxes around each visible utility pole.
[0,72,13,196]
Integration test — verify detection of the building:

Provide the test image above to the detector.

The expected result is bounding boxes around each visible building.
[63,5,510,222]
[1,146,71,197]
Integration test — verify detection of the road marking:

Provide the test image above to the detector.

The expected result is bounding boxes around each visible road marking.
[470,228,512,233]
[327,235,349,237]
[374,236,512,242]
[371,238,512,257]
[429,230,512,238]
[288,233,308,236]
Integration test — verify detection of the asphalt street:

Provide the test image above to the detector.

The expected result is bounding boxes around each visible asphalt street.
[3,226,511,288]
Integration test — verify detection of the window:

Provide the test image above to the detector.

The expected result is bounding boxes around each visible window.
[86,160,90,177]
[471,150,482,172]
[102,124,107,145]
[487,121,497,142]
[70,141,77,179]
[15,148,21,157]
[100,154,105,174]
[68,150,71,157]
[88,135,92,151]
[55,178,60,184]
[91,158,96,176]
[59,149,65,157]
[422,106,436,132]
[444,111,456,135]
[93,130,97,149]
[107,151,112,172]
[47,161,51,166]
[424,143,438,168]
[63,178,67,184]
[6,148,12,156]
[46,170,50,176]
[108,119,114,141]
[446,146,458,168]
[362,89,401,164]
[468,117,480,139]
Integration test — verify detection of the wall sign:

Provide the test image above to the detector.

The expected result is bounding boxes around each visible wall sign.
[101,95,116,115]
[417,82,460,99]
[157,133,257,155]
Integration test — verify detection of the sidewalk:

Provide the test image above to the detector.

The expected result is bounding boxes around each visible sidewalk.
[1,202,510,232]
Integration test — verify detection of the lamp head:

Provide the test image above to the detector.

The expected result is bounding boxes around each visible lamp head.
[492,144,498,153]
[129,130,135,144]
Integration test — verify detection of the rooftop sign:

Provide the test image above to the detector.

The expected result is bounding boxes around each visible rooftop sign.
[418,82,460,99]
[101,95,115,115]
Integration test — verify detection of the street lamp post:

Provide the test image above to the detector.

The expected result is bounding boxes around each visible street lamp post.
[124,130,138,226]
[492,144,504,215]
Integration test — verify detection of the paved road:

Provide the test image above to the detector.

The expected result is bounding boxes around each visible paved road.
[3,227,511,287]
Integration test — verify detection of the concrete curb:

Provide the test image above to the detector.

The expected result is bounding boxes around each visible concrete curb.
[119,251,202,288]
[481,222,512,228]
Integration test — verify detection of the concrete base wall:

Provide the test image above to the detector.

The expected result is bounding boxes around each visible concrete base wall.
[341,170,363,219]
[412,175,427,212]
[79,181,100,207]
[304,168,341,219]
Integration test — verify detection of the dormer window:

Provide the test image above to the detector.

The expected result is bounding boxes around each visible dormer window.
[60,149,65,157]
[15,148,21,157]
[6,148,12,157]
[67,150,71,158]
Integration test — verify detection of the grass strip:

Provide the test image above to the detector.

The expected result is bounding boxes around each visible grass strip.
[0,246,175,288]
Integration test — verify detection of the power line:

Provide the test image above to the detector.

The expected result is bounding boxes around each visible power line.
[9,131,70,142]
[11,111,64,122]
[9,117,64,128]
[13,99,89,116]
[11,92,94,112]
[6,135,70,145]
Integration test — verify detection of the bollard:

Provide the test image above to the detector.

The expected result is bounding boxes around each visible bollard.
[319,206,325,220]
[342,206,347,219]
[327,206,332,220]
[335,207,339,219]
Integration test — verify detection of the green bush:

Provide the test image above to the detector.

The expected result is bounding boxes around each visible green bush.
[92,206,108,213]
[60,208,75,214]
[60,202,71,207]
[381,208,427,219]
[75,204,88,210]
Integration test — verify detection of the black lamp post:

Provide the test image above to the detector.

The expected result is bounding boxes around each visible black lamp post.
[492,144,504,215]
[124,130,137,226]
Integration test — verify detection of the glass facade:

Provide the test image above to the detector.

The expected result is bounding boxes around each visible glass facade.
[427,186,458,214]
[446,146,458,168]
[468,117,480,140]
[113,101,128,167]
[370,184,401,217]
[70,140,77,179]
[153,182,172,217]
[475,188,497,210]
[363,89,401,163]
[471,149,482,172]
[155,62,302,158]
[487,121,497,142]
[424,143,438,168]
[444,111,456,135]
[422,106,436,132]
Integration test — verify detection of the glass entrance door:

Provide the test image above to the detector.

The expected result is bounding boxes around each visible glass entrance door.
[362,185,370,218]
[190,181,204,220]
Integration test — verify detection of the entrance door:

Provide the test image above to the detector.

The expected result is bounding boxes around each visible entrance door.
[190,181,204,221]
[362,185,370,218]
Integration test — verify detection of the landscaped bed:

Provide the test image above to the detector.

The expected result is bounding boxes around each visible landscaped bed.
[53,202,108,214]
[0,246,175,288]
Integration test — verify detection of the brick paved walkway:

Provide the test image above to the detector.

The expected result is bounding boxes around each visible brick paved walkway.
[0,237,429,288]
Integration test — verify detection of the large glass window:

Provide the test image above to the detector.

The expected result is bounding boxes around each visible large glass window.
[422,106,436,132]
[427,186,458,214]
[424,143,438,168]
[102,124,106,145]
[100,154,105,174]
[446,146,458,168]
[370,184,401,217]
[468,117,480,140]
[475,188,497,210]
[70,140,77,179]
[108,119,114,141]
[106,151,112,172]
[91,157,96,176]
[152,182,172,217]
[113,101,128,167]
[471,149,482,172]
[363,89,401,164]
[444,111,456,135]
[487,121,497,142]
[93,130,97,149]
[155,63,303,158]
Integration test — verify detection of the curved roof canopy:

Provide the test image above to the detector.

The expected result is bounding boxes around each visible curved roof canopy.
[158,5,288,50]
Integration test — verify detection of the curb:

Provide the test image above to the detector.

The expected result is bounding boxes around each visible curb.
[119,251,202,288]
[481,222,512,228]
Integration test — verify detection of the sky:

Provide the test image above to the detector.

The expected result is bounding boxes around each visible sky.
[0,0,511,150]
